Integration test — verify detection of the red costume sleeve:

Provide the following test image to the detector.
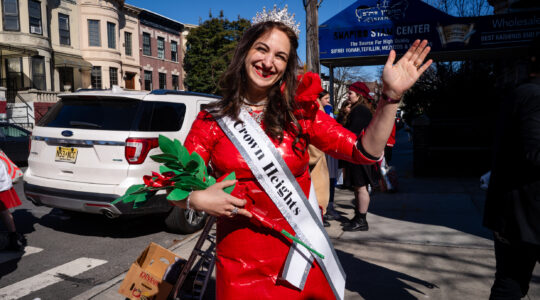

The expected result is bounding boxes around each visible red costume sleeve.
[295,72,378,165]
[183,110,219,163]
[309,110,377,164]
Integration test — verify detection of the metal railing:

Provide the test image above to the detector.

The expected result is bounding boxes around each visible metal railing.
[6,103,34,130]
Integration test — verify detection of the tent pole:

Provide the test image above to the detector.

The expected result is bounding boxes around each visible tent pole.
[329,65,334,107]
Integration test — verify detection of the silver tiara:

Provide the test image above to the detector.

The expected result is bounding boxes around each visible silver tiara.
[252,5,301,37]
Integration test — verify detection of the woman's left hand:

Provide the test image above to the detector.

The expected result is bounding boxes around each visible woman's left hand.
[382,39,432,99]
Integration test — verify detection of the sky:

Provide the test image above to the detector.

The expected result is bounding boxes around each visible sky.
[126,0,383,80]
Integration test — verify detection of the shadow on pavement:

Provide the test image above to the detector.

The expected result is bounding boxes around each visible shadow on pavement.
[343,128,493,242]
[337,249,438,299]
[12,208,167,238]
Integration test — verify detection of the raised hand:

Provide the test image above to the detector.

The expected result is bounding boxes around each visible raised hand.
[382,39,432,99]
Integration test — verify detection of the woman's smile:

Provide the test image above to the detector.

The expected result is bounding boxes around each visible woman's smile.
[254,65,276,78]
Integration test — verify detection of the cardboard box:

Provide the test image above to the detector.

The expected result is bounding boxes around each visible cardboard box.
[118,242,185,300]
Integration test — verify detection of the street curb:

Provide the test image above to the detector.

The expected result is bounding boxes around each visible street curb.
[70,231,202,300]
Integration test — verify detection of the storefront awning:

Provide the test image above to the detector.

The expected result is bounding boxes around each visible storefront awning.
[0,43,38,58]
[319,0,540,66]
[54,53,93,71]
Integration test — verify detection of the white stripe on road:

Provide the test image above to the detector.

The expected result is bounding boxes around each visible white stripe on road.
[0,257,107,300]
[0,246,43,264]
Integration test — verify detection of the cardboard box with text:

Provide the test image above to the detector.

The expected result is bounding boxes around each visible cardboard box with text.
[118,242,185,300]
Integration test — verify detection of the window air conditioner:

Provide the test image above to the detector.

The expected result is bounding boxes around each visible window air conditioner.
[30,26,42,34]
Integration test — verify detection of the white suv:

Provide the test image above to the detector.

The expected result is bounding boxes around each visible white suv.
[23,87,219,233]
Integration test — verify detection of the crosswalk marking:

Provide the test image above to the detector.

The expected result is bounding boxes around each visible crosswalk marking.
[0,257,107,300]
[0,246,43,264]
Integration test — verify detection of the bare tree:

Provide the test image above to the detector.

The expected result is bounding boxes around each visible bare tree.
[330,66,373,110]
[424,0,491,17]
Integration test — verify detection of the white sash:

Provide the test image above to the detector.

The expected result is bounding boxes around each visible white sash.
[214,108,346,300]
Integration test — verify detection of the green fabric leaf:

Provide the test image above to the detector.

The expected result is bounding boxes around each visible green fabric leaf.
[175,177,206,190]
[159,135,177,156]
[163,161,185,171]
[150,153,178,163]
[126,184,145,195]
[223,172,236,194]
[190,152,206,181]
[175,139,190,167]
[118,194,139,204]
[185,159,200,172]
[112,183,147,204]
[167,188,190,201]
[159,166,180,175]
[206,176,216,187]
[131,187,151,194]
[133,193,150,208]
[148,186,173,191]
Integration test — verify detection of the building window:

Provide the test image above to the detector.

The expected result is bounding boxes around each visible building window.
[58,13,70,45]
[144,70,152,90]
[171,41,177,62]
[31,56,45,90]
[59,67,73,92]
[142,33,151,56]
[158,73,166,89]
[91,66,102,89]
[109,67,118,88]
[3,0,19,31]
[172,75,179,90]
[88,19,100,46]
[157,37,164,59]
[28,0,41,34]
[107,22,115,49]
[124,32,132,56]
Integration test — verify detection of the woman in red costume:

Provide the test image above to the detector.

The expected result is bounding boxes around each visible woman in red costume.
[175,13,432,300]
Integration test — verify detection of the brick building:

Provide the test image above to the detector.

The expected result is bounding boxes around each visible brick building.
[135,8,184,91]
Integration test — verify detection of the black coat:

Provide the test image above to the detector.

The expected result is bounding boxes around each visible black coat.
[345,103,372,135]
[484,77,540,245]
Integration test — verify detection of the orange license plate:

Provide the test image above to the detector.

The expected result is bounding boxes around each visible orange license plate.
[55,146,78,163]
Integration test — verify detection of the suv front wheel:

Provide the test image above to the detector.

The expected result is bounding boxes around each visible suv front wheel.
[164,207,207,234]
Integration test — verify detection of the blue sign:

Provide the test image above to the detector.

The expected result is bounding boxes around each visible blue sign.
[319,0,540,63]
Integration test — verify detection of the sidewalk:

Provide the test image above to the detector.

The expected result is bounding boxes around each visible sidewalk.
[73,130,540,299]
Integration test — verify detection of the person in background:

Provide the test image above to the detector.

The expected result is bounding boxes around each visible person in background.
[307,104,330,226]
[484,37,540,300]
[385,122,396,163]
[336,100,353,189]
[0,161,25,251]
[319,90,342,224]
[343,82,380,231]
[319,90,334,116]
[336,99,352,126]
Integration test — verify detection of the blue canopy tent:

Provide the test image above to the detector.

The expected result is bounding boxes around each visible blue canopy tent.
[319,0,540,102]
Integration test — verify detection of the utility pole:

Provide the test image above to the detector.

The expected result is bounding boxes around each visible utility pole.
[303,0,322,74]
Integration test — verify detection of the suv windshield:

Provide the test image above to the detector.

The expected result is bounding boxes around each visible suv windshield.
[38,97,140,130]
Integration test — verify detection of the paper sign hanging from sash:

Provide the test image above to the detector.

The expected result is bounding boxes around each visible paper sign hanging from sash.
[214,108,346,300]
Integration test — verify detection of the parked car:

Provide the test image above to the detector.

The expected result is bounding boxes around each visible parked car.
[0,122,31,165]
[23,87,219,233]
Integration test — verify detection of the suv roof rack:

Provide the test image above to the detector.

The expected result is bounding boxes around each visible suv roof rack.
[150,89,222,99]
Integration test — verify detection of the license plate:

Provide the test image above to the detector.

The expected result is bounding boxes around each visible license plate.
[55,146,78,163]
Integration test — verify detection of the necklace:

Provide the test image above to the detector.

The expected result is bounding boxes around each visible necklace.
[242,105,264,125]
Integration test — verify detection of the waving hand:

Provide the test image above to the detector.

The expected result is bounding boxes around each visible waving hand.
[382,39,433,99]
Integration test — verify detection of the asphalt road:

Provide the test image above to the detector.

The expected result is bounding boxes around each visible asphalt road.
[0,175,187,300]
